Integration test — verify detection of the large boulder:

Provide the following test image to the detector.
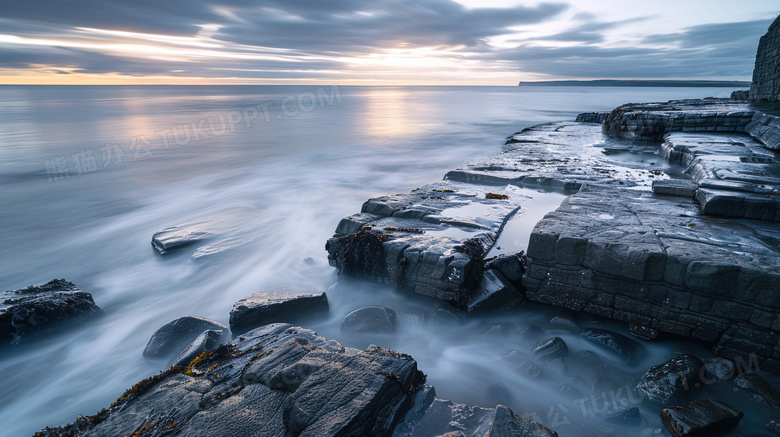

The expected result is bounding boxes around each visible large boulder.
[0,279,101,344]
[229,288,328,335]
[660,399,743,437]
[37,324,427,437]
[637,354,703,405]
[143,316,228,358]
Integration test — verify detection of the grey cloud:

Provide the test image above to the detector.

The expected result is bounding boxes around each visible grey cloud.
[643,19,771,48]
[215,1,569,51]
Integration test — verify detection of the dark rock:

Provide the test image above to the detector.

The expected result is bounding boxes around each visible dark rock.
[701,358,734,382]
[172,329,225,368]
[602,407,641,426]
[604,99,752,142]
[522,184,780,372]
[517,324,543,341]
[749,22,780,102]
[466,269,525,314]
[660,399,743,437]
[731,90,750,101]
[652,179,699,198]
[485,251,526,284]
[548,312,577,330]
[733,373,780,433]
[637,354,704,405]
[592,377,614,394]
[499,350,526,366]
[629,323,659,341]
[485,405,558,437]
[229,288,328,334]
[0,279,101,344]
[478,322,513,339]
[517,360,543,379]
[341,306,397,334]
[151,223,214,254]
[430,304,464,327]
[573,350,609,376]
[733,373,780,411]
[143,315,227,358]
[532,337,568,364]
[580,328,643,366]
[576,112,609,124]
[39,324,427,437]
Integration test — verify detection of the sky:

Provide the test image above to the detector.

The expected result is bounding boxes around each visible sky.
[0,0,777,85]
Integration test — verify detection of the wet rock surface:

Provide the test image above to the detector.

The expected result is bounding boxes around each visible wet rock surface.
[661,132,780,221]
[579,328,643,366]
[637,354,703,405]
[229,288,328,334]
[328,121,682,307]
[0,279,101,344]
[38,323,555,437]
[171,329,225,368]
[660,399,744,437]
[733,373,780,433]
[523,184,780,370]
[143,315,228,358]
[532,337,568,364]
[604,99,754,142]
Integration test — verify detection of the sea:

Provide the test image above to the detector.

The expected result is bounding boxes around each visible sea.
[0,85,764,436]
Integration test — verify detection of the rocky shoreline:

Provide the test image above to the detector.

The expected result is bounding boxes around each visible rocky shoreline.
[14,99,780,436]
[11,19,780,437]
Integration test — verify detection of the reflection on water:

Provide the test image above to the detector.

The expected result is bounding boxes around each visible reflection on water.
[0,85,749,436]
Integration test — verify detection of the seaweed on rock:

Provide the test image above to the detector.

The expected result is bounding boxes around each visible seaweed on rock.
[330,229,388,280]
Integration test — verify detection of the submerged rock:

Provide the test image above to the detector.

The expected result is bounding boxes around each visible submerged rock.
[143,315,227,358]
[532,337,568,364]
[580,328,643,366]
[0,279,101,344]
[340,306,397,334]
[660,399,743,437]
[702,358,735,382]
[733,373,780,433]
[151,223,214,254]
[229,288,328,335]
[602,407,641,426]
[637,354,703,405]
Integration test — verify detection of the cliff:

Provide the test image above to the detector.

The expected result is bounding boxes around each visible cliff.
[750,15,780,102]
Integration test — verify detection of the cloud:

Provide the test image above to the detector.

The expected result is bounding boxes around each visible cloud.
[214,0,569,52]
[490,18,772,79]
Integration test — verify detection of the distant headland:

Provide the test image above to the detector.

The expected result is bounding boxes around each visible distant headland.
[517,79,751,87]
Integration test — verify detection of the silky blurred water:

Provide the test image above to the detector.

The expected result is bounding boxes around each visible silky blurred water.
[0,85,759,436]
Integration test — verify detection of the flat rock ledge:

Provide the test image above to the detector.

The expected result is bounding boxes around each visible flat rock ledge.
[36,323,555,437]
[522,185,780,372]
[0,279,101,344]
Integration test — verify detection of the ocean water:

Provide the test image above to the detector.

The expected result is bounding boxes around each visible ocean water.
[0,85,760,436]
